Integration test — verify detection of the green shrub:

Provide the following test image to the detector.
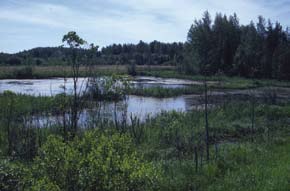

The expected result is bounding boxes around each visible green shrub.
[31,130,161,191]
[86,75,131,101]
[0,160,30,191]
[30,177,61,191]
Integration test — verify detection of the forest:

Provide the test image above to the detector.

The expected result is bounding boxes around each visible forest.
[0,11,290,191]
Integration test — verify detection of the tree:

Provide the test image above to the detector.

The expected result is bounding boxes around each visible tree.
[210,13,240,74]
[263,21,286,78]
[273,42,290,80]
[233,22,263,77]
[62,31,86,138]
[185,12,290,79]
[187,11,213,161]
[187,11,213,75]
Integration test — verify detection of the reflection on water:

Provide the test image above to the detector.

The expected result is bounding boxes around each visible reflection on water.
[4,77,282,127]
[30,94,209,128]
[0,78,88,96]
[47,96,188,127]
[0,77,201,127]
[132,76,199,89]
[0,76,198,96]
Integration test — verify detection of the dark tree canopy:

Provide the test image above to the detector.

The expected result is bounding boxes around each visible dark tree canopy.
[185,11,290,80]
[62,31,86,48]
[0,41,184,67]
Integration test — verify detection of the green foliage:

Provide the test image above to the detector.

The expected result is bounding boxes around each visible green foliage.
[130,85,203,97]
[62,31,86,48]
[0,160,30,191]
[206,141,290,191]
[30,177,61,191]
[0,96,289,190]
[0,41,183,68]
[33,135,79,190]
[87,75,131,100]
[186,11,290,80]
[0,74,290,191]
[30,130,161,191]
[215,144,256,173]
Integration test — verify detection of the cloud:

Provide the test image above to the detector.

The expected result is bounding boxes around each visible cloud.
[0,0,289,53]
[0,2,70,28]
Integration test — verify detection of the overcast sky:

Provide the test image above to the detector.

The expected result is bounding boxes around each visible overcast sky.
[0,0,289,53]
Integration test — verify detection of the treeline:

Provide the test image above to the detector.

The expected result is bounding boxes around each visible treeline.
[100,41,183,65]
[1,11,290,80]
[184,11,290,80]
[0,47,88,66]
[0,40,184,66]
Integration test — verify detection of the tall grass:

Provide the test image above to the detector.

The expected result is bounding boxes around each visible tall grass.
[0,89,289,190]
[129,86,203,97]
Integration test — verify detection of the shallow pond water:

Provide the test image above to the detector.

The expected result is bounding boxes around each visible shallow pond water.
[30,95,204,127]
[0,77,201,126]
[0,78,88,96]
[0,76,196,96]
[3,77,286,127]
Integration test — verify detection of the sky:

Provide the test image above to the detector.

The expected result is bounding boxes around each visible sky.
[0,0,289,53]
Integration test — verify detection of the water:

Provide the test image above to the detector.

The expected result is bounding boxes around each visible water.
[0,77,200,126]
[29,95,202,128]
[75,96,188,127]
[132,76,201,89]
[0,78,88,96]
[0,76,196,96]
[3,77,286,127]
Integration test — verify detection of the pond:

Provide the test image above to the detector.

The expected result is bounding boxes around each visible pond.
[33,95,194,128]
[0,76,196,96]
[0,77,202,126]
[2,77,287,127]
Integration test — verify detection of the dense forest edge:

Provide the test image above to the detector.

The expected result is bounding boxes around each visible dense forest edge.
[1,11,290,80]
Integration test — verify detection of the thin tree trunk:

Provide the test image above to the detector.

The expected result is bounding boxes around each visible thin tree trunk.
[204,75,210,161]
[251,94,255,142]
[194,146,198,172]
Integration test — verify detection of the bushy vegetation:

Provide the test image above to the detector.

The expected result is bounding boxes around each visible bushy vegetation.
[1,130,161,191]
[86,75,131,101]
[1,94,289,190]
[33,131,161,191]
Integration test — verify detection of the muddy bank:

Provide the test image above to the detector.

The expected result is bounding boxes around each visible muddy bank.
[183,86,290,109]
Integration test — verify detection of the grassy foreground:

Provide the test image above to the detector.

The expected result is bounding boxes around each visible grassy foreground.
[0,66,290,190]
[206,139,290,191]
[155,137,290,191]
[1,90,289,190]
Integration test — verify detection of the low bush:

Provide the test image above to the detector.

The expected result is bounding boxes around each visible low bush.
[30,130,161,191]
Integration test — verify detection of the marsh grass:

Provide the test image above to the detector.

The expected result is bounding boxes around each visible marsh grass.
[0,88,290,190]
[0,65,174,79]
[129,85,204,97]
